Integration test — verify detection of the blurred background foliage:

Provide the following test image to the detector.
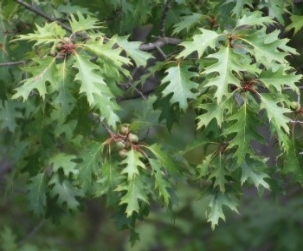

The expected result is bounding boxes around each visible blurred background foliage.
[2,177,303,251]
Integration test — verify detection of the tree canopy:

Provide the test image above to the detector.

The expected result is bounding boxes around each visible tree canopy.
[1,0,303,250]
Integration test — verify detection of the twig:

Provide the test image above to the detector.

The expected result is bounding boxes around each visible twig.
[88,113,115,135]
[283,86,303,90]
[118,87,156,101]
[15,0,72,33]
[18,220,46,245]
[155,46,168,60]
[160,0,172,37]
[139,37,182,51]
[100,120,115,136]
[0,61,27,67]
[133,87,148,100]
[289,119,303,124]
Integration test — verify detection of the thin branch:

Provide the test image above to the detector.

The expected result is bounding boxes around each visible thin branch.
[118,87,156,101]
[139,37,182,51]
[15,0,72,33]
[100,120,115,136]
[160,0,172,37]
[283,86,303,90]
[18,220,46,245]
[155,46,168,60]
[0,60,27,67]
[88,113,115,135]
[289,119,303,124]
[133,87,148,100]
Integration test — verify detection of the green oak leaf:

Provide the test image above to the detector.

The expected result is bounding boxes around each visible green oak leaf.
[241,158,270,190]
[115,35,152,67]
[203,47,244,103]
[12,57,57,100]
[259,67,301,94]
[0,100,23,132]
[149,158,172,206]
[116,178,149,217]
[49,174,83,210]
[265,0,288,24]
[208,154,228,192]
[259,93,291,151]
[235,11,274,28]
[286,15,303,34]
[197,154,213,178]
[120,149,146,180]
[96,160,122,199]
[13,22,66,46]
[224,102,263,164]
[177,28,221,59]
[198,152,229,192]
[282,139,303,183]
[226,0,253,17]
[207,192,238,230]
[78,142,103,191]
[73,52,120,127]
[26,173,47,216]
[161,64,198,111]
[69,11,102,33]
[239,29,297,65]
[83,37,131,72]
[259,93,290,134]
[196,93,233,128]
[147,144,177,175]
[53,60,76,117]
[49,153,78,176]
[73,53,107,104]
[173,13,204,34]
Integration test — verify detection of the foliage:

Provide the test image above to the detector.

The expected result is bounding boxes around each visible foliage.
[1,0,303,248]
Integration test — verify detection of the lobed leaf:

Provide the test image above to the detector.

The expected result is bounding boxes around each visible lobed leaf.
[282,139,303,183]
[73,53,120,127]
[208,154,228,192]
[26,173,47,216]
[120,149,146,180]
[147,144,178,175]
[286,15,303,34]
[116,178,149,217]
[115,35,152,67]
[224,102,263,164]
[161,64,198,111]
[226,0,253,17]
[177,28,221,59]
[49,174,84,210]
[12,57,57,100]
[241,158,270,190]
[50,153,78,176]
[83,37,131,72]
[235,11,274,28]
[203,47,244,103]
[259,67,301,94]
[196,94,233,128]
[78,142,104,191]
[13,22,65,46]
[149,158,172,206]
[207,192,238,230]
[69,11,102,33]
[239,29,297,66]
[173,13,204,34]
[0,100,23,132]
[259,93,290,134]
